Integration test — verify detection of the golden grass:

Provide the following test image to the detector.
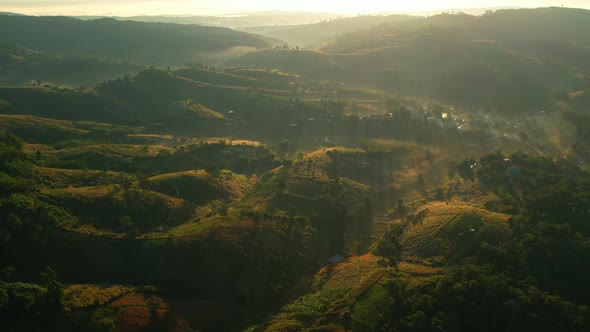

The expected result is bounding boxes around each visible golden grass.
[285,176,329,197]
[24,143,52,151]
[316,254,385,291]
[42,185,115,198]
[356,102,385,113]
[231,67,301,78]
[148,192,186,209]
[163,218,219,238]
[0,114,90,134]
[189,103,224,119]
[397,262,443,276]
[111,293,152,307]
[43,185,187,209]
[32,166,125,185]
[110,293,168,331]
[293,148,356,180]
[62,224,126,238]
[569,89,588,98]
[46,144,170,157]
[146,170,206,181]
[145,169,249,203]
[64,284,132,309]
[199,138,262,146]
[265,317,305,332]
[127,134,174,140]
[400,202,511,263]
[117,307,153,331]
[265,254,387,331]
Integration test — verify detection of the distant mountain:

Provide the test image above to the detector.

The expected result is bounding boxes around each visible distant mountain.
[241,15,417,48]
[0,15,273,65]
[324,7,590,53]
[0,12,24,16]
[380,6,520,16]
[230,7,590,112]
[239,8,522,47]
[75,11,344,29]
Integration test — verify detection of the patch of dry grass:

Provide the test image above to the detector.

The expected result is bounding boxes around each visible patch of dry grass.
[64,284,132,309]
[316,254,385,291]
[110,293,168,332]
[127,134,174,140]
[400,202,511,264]
[24,143,52,151]
[397,262,443,276]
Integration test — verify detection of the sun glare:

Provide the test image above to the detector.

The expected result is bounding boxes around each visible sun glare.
[0,0,589,16]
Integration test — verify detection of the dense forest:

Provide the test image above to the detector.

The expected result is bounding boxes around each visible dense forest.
[1,5,590,332]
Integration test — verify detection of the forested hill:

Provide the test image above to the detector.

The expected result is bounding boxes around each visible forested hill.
[325,7,590,53]
[241,15,417,48]
[0,15,273,65]
[230,7,590,113]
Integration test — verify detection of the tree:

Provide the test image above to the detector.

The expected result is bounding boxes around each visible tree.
[397,199,406,215]
[204,163,221,178]
[278,140,291,157]
[457,158,476,180]
[121,177,133,191]
[41,266,57,285]
[219,204,229,217]
[418,173,426,194]
[210,201,223,226]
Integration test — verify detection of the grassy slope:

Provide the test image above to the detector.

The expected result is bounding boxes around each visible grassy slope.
[40,186,194,234]
[0,114,139,143]
[399,202,510,265]
[31,166,132,188]
[262,252,444,331]
[140,170,250,205]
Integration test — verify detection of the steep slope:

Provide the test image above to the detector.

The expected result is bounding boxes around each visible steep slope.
[40,186,195,234]
[139,170,250,205]
[398,202,511,266]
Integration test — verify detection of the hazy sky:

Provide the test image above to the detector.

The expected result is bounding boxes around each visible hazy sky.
[1,0,589,16]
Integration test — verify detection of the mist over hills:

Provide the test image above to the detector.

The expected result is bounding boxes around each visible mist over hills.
[75,11,344,28]
[231,7,590,112]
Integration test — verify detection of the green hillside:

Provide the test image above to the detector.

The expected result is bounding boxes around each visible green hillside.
[0,15,272,65]
[140,170,250,205]
[2,6,590,331]
[398,202,511,265]
[0,45,145,87]
[242,15,416,47]
[230,8,590,113]
[41,185,195,234]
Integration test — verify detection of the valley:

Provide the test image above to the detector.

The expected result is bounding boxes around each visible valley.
[1,6,590,332]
